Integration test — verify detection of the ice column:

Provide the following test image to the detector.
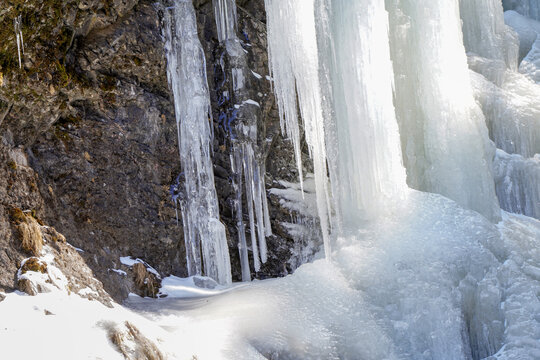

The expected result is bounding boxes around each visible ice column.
[318,0,406,227]
[163,1,231,285]
[265,0,407,251]
[386,0,501,222]
[213,0,271,279]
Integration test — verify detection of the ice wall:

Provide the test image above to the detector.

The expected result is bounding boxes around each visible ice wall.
[163,1,231,285]
[386,0,501,221]
[212,0,271,279]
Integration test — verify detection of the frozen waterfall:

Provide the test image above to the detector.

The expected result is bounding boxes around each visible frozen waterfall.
[163,1,231,285]
[123,1,540,359]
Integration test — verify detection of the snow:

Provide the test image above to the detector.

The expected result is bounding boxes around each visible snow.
[109,268,127,276]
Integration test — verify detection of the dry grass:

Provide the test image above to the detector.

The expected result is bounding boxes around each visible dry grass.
[20,257,47,274]
[133,263,159,298]
[105,321,164,360]
[9,207,44,255]
[18,216,43,256]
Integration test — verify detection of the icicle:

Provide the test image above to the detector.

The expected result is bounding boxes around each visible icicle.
[213,0,272,277]
[213,0,238,43]
[265,0,406,254]
[163,1,231,285]
[230,149,251,281]
[14,15,23,69]
[265,0,333,257]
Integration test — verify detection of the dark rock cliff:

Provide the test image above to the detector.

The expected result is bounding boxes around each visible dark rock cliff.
[0,0,314,301]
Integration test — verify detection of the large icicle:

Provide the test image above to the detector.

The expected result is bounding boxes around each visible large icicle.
[265,0,333,256]
[163,0,231,285]
[318,0,406,227]
[265,0,406,253]
[213,0,271,279]
[386,0,501,222]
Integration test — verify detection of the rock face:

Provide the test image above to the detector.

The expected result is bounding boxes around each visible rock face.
[0,0,314,302]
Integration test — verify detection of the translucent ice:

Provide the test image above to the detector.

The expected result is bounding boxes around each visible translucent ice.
[163,1,231,285]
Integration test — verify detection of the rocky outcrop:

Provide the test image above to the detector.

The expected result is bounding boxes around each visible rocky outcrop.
[0,0,315,302]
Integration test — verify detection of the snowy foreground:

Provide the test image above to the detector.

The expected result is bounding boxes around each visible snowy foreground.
[1,190,539,359]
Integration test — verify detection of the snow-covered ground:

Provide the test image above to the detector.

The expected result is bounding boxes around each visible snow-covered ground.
[2,191,538,359]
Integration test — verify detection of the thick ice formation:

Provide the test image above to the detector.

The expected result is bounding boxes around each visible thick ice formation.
[459,4,540,219]
[317,0,407,227]
[212,0,271,279]
[460,0,518,71]
[503,0,540,21]
[504,10,540,62]
[163,1,231,285]
[386,0,500,222]
[470,70,540,158]
[265,0,407,255]
[503,10,540,83]
[493,149,540,218]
